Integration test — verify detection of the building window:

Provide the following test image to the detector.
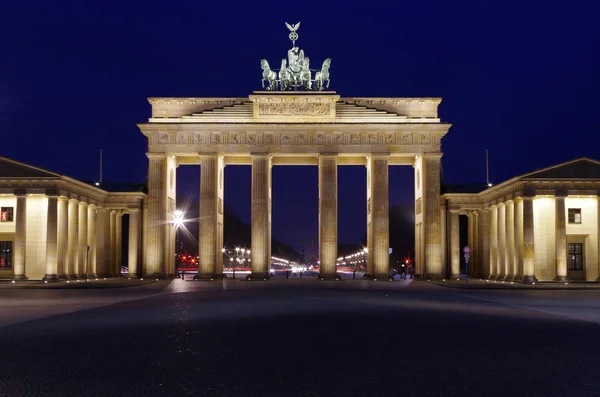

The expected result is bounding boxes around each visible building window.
[0,207,14,222]
[0,241,13,269]
[567,243,584,270]
[568,208,581,224]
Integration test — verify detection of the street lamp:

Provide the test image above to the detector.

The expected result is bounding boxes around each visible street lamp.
[173,210,185,275]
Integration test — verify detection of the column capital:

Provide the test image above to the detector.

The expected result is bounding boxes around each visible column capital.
[554,190,568,198]
[369,153,390,160]
[146,153,166,160]
[319,153,338,158]
[127,208,140,213]
[14,189,27,197]
[79,201,89,207]
[45,188,60,197]
[88,203,97,209]
[58,195,69,202]
[96,206,108,213]
[250,152,270,159]
[419,153,443,160]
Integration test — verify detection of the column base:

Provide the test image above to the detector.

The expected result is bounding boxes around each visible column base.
[86,273,99,280]
[522,275,538,284]
[318,273,341,281]
[497,273,506,280]
[423,273,444,280]
[488,274,497,280]
[553,275,568,282]
[450,274,462,280]
[67,274,79,280]
[503,275,515,282]
[11,274,28,281]
[247,273,270,281]
[512,275,523,282]
[143,273,166,280]
[368,273,395,281]
[42,275,59,282]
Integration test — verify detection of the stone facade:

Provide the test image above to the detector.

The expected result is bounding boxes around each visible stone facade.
[443,158,600,282]
[0,157,145,280]
[138,91,451,279]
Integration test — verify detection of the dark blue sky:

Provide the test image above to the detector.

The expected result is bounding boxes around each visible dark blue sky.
[1,1,599,251]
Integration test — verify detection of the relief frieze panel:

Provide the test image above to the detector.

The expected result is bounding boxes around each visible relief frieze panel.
[258,102,330,116]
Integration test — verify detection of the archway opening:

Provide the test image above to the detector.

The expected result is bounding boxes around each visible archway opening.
[271,165,317,276]
[337,165,367,276]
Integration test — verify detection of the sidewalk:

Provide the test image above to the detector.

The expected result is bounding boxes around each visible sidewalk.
[0,277,162,289]
[428,278,600,290]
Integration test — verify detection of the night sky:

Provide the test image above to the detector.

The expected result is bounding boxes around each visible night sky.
[2,1,599,253]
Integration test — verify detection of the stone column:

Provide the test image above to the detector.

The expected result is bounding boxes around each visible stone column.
[57,196,69,279]
[67,198,79,279]
[467,212,475,277]
[513,198,524,281]
[479,209,491,278]
[497,203,506,279]
[116,212,123,275]
[318,154,338,279]
[554,195,568,281]
[440,205,447,275]
[145,153,167,277]
[95,207,109,278]
[368,155,389,279]
[12,193,27,280]
[128,209,140,277]
[77,201,88,278]
[87,204,97,278]
[199,155,218,279]
[473,212,479,277]
[505,200,515,280]
[43,194,59,281]
[250,154,271,279]
[522,197,538,283]
[489,205,498,279]
[597,196,600,281]
[421,155,442,278]
[449,210,460,278]
[109,211,116,276]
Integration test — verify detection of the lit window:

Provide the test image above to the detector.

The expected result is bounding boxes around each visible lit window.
[568,208,582,224]
[0,207,14,222]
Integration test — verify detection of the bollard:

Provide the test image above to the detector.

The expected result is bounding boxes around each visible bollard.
[353,270,356,280]
[233,269,236,279]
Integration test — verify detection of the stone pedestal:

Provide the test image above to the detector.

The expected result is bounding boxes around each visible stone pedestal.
[250,154,271,279]
[318,154,338,279]
[12,193,27,281]
[43,195,59,282]
[554,196,568,281]
[449,210,460,278]
[522,197,538,284]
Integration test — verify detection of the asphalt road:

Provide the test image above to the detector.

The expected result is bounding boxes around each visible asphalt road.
[0,280,599,397]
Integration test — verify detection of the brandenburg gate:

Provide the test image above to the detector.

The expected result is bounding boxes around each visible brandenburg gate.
[137,23,451,280]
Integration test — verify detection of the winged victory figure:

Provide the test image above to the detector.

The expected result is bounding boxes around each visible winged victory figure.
[285,22,300,32]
